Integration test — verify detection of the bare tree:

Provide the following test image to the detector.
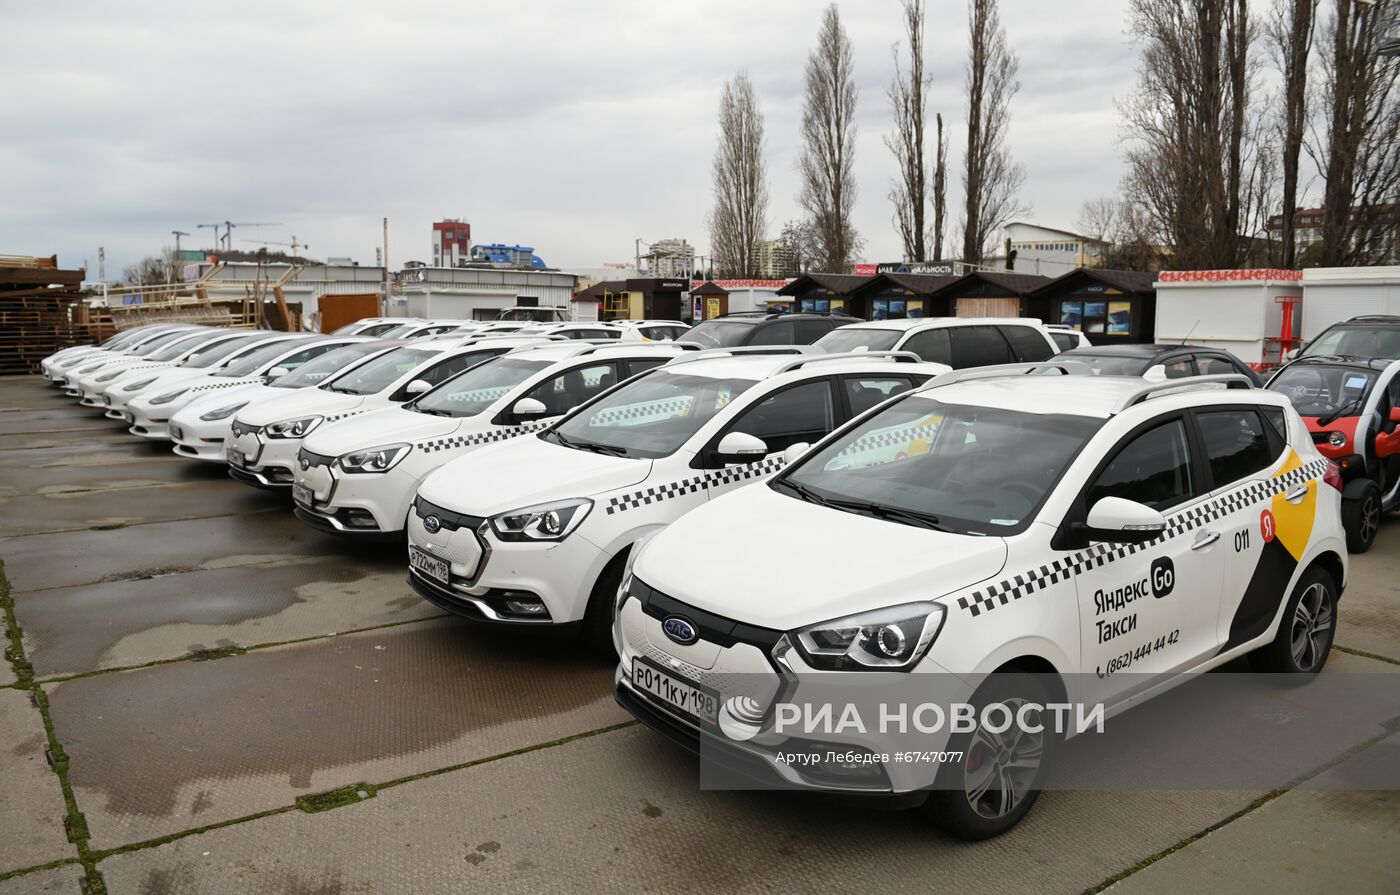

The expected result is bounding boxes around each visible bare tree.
[778,219,821,276]
[1121,0,1273,269]
[1076,196,1122,242]
[1311,0,1400,266]
[123,251,175,286]
[708,72,770,278]
[1268,0,1318,268]
[932,112,949,261]
[1076,196,1169,270]
[886,0,933,262]
[798,3,861,272]
[960,0,1027,264]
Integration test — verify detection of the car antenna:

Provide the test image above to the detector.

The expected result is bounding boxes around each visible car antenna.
[1179,319,1200,346]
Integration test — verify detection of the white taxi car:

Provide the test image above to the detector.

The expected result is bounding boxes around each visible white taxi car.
[614,367,1347,839]
[59,327,205,395]
[42,324,184,384]
[98,331,288,420]
[124,335,334,440]
[226,339,538,489]
[71,328,249,407]
[167,338,382,461]
[292,342,694,537]
[407,349,948,648]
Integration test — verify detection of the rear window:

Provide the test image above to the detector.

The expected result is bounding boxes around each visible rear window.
[814,327,903,353]
[950,326,1014,368]
[1000,325,1055,362]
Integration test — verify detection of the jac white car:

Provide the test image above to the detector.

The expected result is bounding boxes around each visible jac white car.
[71,328,251,407]
[45,325,198,386]
[98,331,291,420]
[226,339,537,489]
[125,335,332,440]
[167,338,384,461]
[614,366,1347,839]
[813,317,1059,368]
[41,323,181,383]
[407,349,949,649]
[292,341,697,537]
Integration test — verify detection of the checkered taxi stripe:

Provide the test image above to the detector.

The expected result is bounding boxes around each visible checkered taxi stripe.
[325,409,371,423]
[591,397,693,426]
[415,420,552,454]
[956,458,1329,618]
[604,455,786,515]
[186,378,252,394]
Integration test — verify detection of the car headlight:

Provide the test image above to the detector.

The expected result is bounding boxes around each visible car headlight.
[122,377,159,392]
[265,416,323,438]
[96,369,127,382]
[338,443,412,473]
[150,388,189,405]
[489,498,593,542]
[199,401,248,422]
[1327,430,1347,448]
[79,364,105,374]
[788,602,946,671]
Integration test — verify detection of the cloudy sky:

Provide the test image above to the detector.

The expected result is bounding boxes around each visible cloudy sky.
[1,0,1142,278]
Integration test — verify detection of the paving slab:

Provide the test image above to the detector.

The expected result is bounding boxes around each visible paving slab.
[1336,529,1400,663]
[0,440,179,473]
[96,724,1258,895]
[16,557,441,678]
[0,478,273,538]
[0,689,75,876]
[0,431,139,452]
[0,409,129,434]
[0,866,83,895]
[46,618,625,850]
[0,460,228,500]
[0,380,79,412]
[0,511,339,593]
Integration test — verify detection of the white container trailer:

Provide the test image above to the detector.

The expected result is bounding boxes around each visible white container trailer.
[1153,269,1304,367]
[1300,265,1400,338]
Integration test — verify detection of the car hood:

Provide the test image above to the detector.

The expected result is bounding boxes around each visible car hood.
[417,435,653,516]
[634,485,1009,631]
[173,382,275,419]
[304,405,460,455]
[123,368,217,398]
[236,387,368,426]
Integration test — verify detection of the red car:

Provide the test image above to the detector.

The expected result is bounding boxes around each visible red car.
[1267,355,1400,552]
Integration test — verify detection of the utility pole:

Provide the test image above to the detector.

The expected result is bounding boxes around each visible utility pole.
[382,217,390,317]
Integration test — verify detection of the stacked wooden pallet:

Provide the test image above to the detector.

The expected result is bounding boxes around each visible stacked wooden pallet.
[0,255,91,376]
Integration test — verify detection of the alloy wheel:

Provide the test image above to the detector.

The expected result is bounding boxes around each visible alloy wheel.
[963,698,1045,819]
[1290,582,1334,672]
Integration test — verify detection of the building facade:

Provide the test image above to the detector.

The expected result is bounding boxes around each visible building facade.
[756,239,795,278]
[1266,206,1399,265]
[1001,223,1106,276]
[396,267,577,320]
[644,239,696,278]
[431,220,471,268]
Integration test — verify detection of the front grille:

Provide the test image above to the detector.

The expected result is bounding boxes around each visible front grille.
[230,421,263,437]
[631,577,784,651]
[298,449,336,469]
[413,497,485,533]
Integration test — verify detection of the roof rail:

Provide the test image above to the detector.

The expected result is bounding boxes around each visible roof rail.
[1346,314,1400,322]
[771,350,924,375]
[1110,374,1255,413]
[661,345,815,368]
[915,361,1095,393]
[561,340,700,359]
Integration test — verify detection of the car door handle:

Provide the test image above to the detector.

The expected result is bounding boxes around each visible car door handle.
[1285,485,1309,503]
[1191,530,1221,550]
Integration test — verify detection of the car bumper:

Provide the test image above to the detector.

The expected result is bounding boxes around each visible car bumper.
[404,498,610,624]
[292,462,416,534]
[227,428,299,489]
[169,415,234,462]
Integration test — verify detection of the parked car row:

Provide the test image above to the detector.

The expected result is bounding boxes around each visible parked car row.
[37,314,1366,839]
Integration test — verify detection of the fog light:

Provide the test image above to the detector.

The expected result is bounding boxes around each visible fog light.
[502,594,548,616]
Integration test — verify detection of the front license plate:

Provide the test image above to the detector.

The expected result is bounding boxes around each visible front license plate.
[409,546,450,586]
[292,482,314,506]
[631,659,719,727]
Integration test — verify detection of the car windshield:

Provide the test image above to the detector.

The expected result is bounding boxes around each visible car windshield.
[682,320,756,348]
[547,372,758,459]
[212,339,307,377]
[319,346,436,395]
[411,357,552,417]
[1058,353,1151,376]
[147,332,214,361]
[375,324,418,339]
[1301,325,1400,359]
[1268,364,1377,418]
[330,321,372,335]
[181,335,263,368]
[814,327,903,353]
[778,395,1100,535]
[271,343,384,389]
[130,330,193,356]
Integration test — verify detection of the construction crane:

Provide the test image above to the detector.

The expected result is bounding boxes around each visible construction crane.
[241,236,309,257]
[171,230,189,253]
[196,221,282,251]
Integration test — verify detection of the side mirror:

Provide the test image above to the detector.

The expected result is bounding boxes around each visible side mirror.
[405,379,432,396]
[1080,497,1167,544]
[266,366,290,380]
[1286,346,1303,361]
[511,397,548,418]
[715,431,769,465]
[1390,407,1400,424]
[1142,365,1167,382]
[783,442,811,465]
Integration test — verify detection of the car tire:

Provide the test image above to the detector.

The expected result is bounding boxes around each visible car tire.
[1247,565,1337,678]
[582,551,628,659]
[1342,479,1382,553]
[923,671,1053,840]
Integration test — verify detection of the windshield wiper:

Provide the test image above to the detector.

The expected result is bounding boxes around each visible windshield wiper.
[1318,396,1365,427]
[774,481,950,531]
[549,430,627,456]
[412,406,455,417]
[323,385,356,394]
